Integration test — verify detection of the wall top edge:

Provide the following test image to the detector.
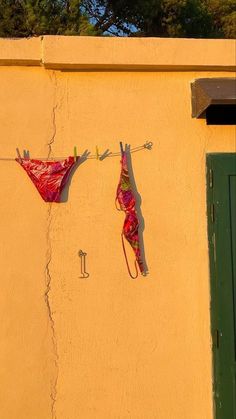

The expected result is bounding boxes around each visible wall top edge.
[0,36,235,70]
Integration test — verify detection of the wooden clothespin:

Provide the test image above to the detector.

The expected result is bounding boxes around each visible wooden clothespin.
[96,146,99,160]
[16,148,22,162]
[119,141,124,156]
[73,146,77,162]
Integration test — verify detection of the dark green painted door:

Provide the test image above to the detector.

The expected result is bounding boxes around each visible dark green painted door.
[207,153,236,419]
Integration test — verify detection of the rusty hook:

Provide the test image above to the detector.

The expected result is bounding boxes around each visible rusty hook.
[78,249,89,278]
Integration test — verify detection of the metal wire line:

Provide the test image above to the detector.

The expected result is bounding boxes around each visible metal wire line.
[0,141,153,161]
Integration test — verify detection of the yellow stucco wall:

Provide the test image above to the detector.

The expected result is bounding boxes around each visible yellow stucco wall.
[0,37,235,419]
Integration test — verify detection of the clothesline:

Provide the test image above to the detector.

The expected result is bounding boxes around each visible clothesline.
[0,141,153,161]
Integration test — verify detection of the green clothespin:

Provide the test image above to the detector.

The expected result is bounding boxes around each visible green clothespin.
[23,149,29,159]
[74,146,77,162]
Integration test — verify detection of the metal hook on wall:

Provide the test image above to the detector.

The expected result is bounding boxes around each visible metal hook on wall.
[144,141,153,150]
[78,249,89,278]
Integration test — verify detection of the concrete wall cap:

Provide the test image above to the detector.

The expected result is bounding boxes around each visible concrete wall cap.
[0,37,42,66]
[0,35,235,71]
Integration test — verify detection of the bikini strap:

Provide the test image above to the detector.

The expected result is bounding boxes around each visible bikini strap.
[121,233,138,279]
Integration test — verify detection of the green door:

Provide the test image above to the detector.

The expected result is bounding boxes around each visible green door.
[207,153,236,419]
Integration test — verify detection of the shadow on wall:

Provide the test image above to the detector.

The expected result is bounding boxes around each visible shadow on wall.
[60,145,148,276]
[60,150,90,202]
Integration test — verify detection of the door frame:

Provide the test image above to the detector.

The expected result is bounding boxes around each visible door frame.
[207,153,236,419]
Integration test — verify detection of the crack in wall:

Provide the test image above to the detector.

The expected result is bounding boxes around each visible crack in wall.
[44,203,59,419]
[47,103,58,159]
[47,71,58,159]
[40,36,44,67]
[44,70,59,419]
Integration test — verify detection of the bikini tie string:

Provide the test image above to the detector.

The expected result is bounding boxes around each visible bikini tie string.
[121,233,139,279]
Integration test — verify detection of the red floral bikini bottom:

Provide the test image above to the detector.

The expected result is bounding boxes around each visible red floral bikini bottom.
[16,156,77,202]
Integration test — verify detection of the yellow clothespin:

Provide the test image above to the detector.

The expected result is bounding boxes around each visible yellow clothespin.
[74,146,77,162]
[96,146,99,160]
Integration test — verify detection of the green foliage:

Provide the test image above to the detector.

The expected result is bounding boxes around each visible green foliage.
[207,0,236,38]
[0,0,235,38]
[0,0,25,37]
[83,0,236,38]
[0,0,98,37]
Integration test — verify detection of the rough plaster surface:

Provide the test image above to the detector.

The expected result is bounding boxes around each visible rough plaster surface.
[42,36,236,70]
[0,39,235,419]
[0,37,41,66]
[0,36,235,71]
